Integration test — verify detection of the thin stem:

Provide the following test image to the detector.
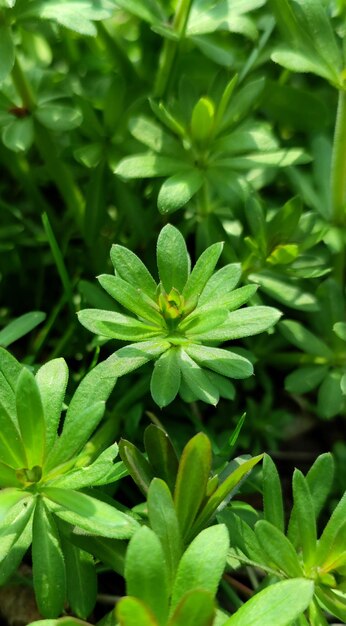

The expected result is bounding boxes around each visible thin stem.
[11,57,35,109]
[154,0,194,98]
[331,89,346,226]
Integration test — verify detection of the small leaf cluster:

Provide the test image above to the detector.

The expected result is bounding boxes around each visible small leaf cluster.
[115,77,309,214]
[0,348,138,618]
[78,224,281,407]
[222,453,346,625]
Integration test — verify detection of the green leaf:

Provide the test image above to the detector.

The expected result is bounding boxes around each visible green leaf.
[292,470,317,569]
[334,322,346,341]
[35,104,82,131]
[119,439,155,496]
[199,264,241,304]
[315,587,346,623]
[78,309,161,341]
[22,1,112,36]
[147,478,183,586]
[46,401,105,470]
[49,444,122,490]
[182,242,224,310]
[178,349,219,405]
[171,525,229,610]
[35,358,68,453]
[150,348,181,408]
[117,596,159,626]
[0,462,21,488]
[114,154,188,178]
[316,491,346,565]
[129,116,183,156]
[180,308,228,335]
[16,367,45,467]
[318,370,343,418]
[185,345,253,379]
[113,0,165,24]
[174,433,212,538]
[158,169,204,214]
[249,273,318,311]
[32,498,66,618]
[0,495,34,560]
[98,274,161,324]
[0,400,26,468]
[191,97,215,141]
[61,541,97,620]
[223,578,314,626]
[169,589,215,626]
[0,311,46,347]
[110,244,158,300]
[190,455,263,538]
[262,454,284,533]
[255,520,304,577]
[125,526,169,625]
[194,306,281,341]
[43,488,139,539]
[144,425,179,493]
[2,117,34,152]
[0,508,33,585]
[0,24,15,82]
[285,365,329,394]
[279,320,332,358]
[102,340,170,378]
[271,48,337,83]
[157,224,190,293]
[0,348,22,424]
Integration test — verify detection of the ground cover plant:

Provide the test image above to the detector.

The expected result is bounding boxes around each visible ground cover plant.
[0,0,345,624]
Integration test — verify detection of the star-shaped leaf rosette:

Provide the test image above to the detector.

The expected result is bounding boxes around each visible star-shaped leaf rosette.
[78,225,282,407]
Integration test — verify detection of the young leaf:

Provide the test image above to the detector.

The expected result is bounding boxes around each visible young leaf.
[0,401,27,468]
[0,311,46,348]
[185,344,253,379]
[317,370,343,418]
[150,348,181,408]
[169,589,215,626]
[101,339,171,379]
[35,359,68,453]
[78,309,161,341]
[61,540,97,620]
[115,154,187,178]
[198,263,241,304]
[117,596,159,626]
[178,349,219,405]
[173,433,212,538]
[170,524,229,611]
[193,306,281,341]
[16,367,46,467]
[32,498,66,618]
[144,425,179,493]
[223,578,314,626]
[98,274,161,325]
[182,242,224,309]
[255,520,304,577]
[157,170,204,214]
[125,526,169,625]
[110,245,158,300]
[119,438,155,495]
[262,454,284,533]
[292,469,317,569]
[43,488,139,539]
[156,224,190,293]
[316,491,346,565]
[147,478,183,585]
[48,444,122,490]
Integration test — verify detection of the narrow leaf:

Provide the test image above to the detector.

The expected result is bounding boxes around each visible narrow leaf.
[119,439,154,495]
[262,454,284,532]
[35,359,68,453]
[144,425,179,493]
[169,589,215,626]
[157,224,190,293]
[150,348,181,407]
[0,311,46,348]
[117,596,159,626]
[16,367,45,467]
[182,242,223,310]
[255,520,304,577]
[110,244,158,299]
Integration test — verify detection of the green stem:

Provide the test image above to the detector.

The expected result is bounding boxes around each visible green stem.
[331,89,346,226]
[154,0,194,98]
[11,57,35,109]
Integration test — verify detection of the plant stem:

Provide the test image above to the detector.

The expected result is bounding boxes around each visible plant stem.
[331,89,346,226]
[154,0,194,98]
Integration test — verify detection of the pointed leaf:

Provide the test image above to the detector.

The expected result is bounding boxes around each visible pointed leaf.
[117,596,159,626]
[182,242,223,310]
[262,454,284,533]
[292,470,317,568]
[194,306,281,341]
[16,367,45,467]
[178,349,219,405]
[169,589,215,626]
[279,320,332,357]
[0,400,26,468]
[0,24,15,82]
[174,433,212,538]
[32,498,66,618]
[110,244,158,299]
[119,439,154,495]
[150,348,181,408]
[157,224,190,293]
[185,344,253,379]
[36,359,68,453]
[78,309,161,341]
[199,264,241,304]
[255,520,304,577]
[158,170,204,214]
[98,274,161,324]
[61,540,97,619]
[114,154,187,178]
[0,311,46,348]
[144,425,179,493]
[98,339,170,378]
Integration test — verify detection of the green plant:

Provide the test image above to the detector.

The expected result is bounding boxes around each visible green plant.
[78,223,281,407]
[0,347,138,618]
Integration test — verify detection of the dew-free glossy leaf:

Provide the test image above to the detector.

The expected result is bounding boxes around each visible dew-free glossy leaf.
[114,154,187,178]
[43,488,139,539]
[35,358,68,453]
[174,432,212,538]
[117,596,159,626]
[49,444,122,490]
[169,589,215,626]
[102,339,170,378]
[129,116,183,155]
[285,365,329,394]
[119,439,154,495]
[199,263,241,304]
[2,117,34,152]
[158,170,204,214]
[16,367,45,467]
[178,349,219,405]
[317,370,343,418]
[316,491,346,565]
[144,425,179,493]
[182,242,223,309]
[180,309,228,335]
[262,454,284,532]
[147,478,183,585]
[110,244,158,299]
[185,344,253,379]
[255,520,304,577]
[0,311,46,348]
[171,525,229,610]
[0,348,22,424]
[0,400,26,468]
[223,578,314,626]
[23,1,112,36]
[125,526,169,625]
[194,306,281,341]
[156,224,190,293]
[150,348,181,407]
[32,498,66,618]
